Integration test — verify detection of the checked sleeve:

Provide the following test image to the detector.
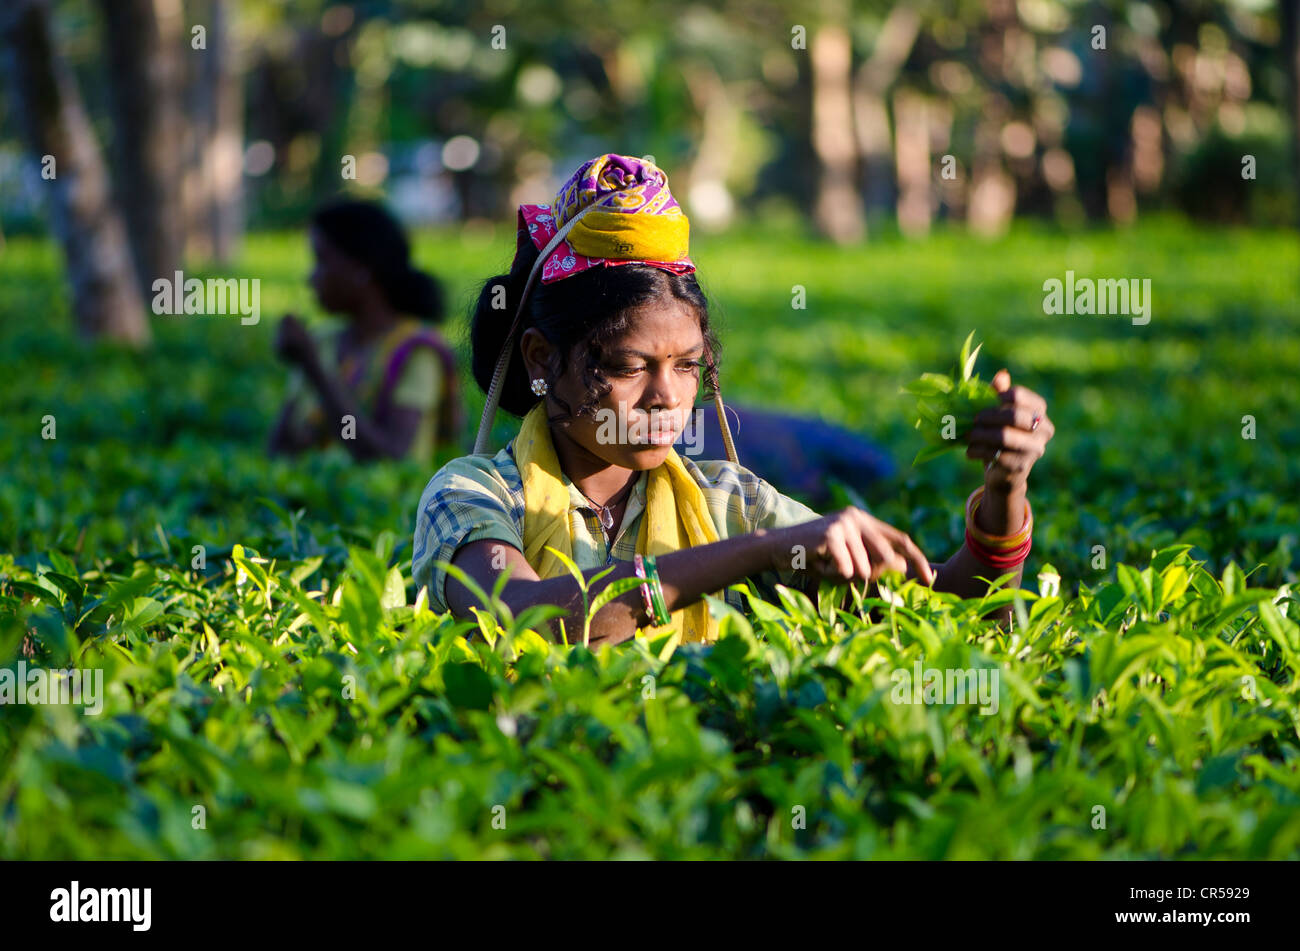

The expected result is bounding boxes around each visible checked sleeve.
[411,451,526,615]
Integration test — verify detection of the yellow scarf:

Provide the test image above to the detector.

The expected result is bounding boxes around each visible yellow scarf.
[514,401,721,646]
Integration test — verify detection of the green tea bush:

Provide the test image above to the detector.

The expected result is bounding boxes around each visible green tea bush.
[903,332,1000,465]
[2,540,1297,858]
[2,222,1298,858]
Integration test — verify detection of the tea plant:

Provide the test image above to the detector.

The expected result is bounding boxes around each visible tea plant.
[903,332,1001,465]
[2,222,1298,858]
[2,538,1297,859]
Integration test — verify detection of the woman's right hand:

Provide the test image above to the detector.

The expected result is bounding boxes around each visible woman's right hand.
[274,313,317,366]
[767,508,935,586]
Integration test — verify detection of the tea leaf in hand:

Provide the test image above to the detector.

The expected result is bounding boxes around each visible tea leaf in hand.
[904,331,1000,466]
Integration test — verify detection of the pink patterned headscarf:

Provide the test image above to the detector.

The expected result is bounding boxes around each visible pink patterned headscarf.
[515,153,695,284]
[475,153,737,463]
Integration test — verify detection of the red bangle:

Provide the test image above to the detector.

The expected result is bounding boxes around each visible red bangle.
[965,527,1032,569]
[967,532,1031,567]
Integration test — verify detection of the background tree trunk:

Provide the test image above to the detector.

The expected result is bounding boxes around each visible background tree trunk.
[893,87,932,237]
[1,0,149,345]
[853,3,921,222]
[1282,0,1300,229]
[811,17,864,243]
[968,96,1016,237]
[98,0,185,296]
[682,60,739,232]
[183,0,244,263]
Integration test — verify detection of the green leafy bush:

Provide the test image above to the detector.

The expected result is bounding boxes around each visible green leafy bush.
[903,331,1000,465]
[2,540,1297,859]
[2,222,1298,858]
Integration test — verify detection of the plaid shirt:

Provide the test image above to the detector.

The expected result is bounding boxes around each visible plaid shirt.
[411,441,824,617]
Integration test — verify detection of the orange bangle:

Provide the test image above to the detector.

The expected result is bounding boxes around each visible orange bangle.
[968,498,1032,549]
[966,487,1033,550]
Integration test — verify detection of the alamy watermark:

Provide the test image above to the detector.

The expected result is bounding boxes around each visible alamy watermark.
[890,661,1000,714]
[593,402,707,456]
[0,662,104,715]
[1042,270,1151,325]
[50,881,151,931]
[151,270,261,325]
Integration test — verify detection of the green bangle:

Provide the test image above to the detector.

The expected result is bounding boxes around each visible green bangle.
[642,554,671,627]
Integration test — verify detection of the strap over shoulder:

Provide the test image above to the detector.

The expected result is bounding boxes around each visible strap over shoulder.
[376,330,465,453]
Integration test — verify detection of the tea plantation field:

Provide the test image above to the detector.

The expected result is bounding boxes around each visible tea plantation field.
[2,220,1298,858]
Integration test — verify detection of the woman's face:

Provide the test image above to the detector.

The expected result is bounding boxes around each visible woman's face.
[528,296,706,471]
[308,227,365,315]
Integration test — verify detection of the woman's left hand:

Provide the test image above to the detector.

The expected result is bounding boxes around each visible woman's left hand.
[965,369,1055,494]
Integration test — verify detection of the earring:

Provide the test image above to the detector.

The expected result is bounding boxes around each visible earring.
[530,378,548,396]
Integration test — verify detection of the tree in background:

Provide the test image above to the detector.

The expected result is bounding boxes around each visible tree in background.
[99,0,245,269]
[183,0,244,263]
[1277,0,1298,227]
[855,2,922,227]
[1,0,1294,282]
[1,0,148,345]
[97,0,185,296]
[810,0,865,242]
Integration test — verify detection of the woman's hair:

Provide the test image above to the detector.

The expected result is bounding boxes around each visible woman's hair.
[310,200,445,323]
[469,238,722,421]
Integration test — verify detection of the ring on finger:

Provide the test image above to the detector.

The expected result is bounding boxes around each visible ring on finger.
[1031,413,1041,431]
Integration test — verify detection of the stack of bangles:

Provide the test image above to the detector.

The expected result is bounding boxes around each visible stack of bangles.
[633,554,672,627]
[964,487,1034,570]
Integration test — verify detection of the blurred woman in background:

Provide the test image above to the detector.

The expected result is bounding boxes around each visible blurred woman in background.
[269,199,462,462]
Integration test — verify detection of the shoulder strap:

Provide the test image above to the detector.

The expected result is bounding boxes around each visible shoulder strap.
[375,330,464,452]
